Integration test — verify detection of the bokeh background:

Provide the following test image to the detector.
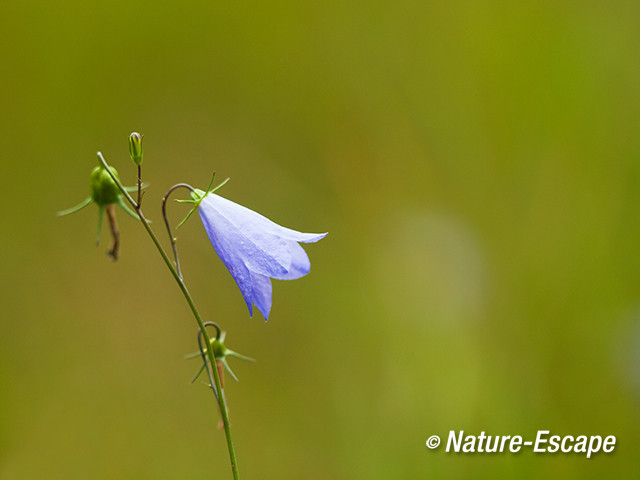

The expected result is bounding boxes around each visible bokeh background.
[2,1,640,478]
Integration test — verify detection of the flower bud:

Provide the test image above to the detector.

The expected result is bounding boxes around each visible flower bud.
[128,132,143,165]
[90,165,121,206]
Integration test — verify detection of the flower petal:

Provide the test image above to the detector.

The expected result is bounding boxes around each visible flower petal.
[270,241,311,280]
[197,207,256,316]
[249,271,272,319]
[204,194,327,242]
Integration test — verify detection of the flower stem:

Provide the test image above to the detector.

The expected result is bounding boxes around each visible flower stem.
[137,164,143,207]
[97,152,240,480]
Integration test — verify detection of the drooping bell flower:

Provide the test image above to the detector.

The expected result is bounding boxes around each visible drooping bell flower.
[192,188,326,320]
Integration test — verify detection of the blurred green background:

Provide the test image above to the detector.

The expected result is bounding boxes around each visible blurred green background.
[2,1,640,478]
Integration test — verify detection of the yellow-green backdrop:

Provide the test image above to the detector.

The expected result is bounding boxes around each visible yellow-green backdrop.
[2,1,640,479]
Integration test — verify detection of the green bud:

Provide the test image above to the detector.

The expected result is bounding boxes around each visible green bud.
[128,132,143,165]
[90,165,122,206]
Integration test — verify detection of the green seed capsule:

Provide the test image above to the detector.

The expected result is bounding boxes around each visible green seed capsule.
[90,165,122,206]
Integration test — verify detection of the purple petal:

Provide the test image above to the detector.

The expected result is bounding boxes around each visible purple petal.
[270,241,311,280]
[249,271,272,320]
[198,206,256,315]
[204,193,326,243]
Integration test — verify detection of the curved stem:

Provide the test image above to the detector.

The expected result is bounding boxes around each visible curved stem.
[162,183,196,280]
[97,152,239,480]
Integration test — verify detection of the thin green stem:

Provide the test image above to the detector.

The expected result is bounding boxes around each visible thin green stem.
[137,164,142,207]
[97,152,239,480]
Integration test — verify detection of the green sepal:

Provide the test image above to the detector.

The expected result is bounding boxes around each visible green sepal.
[218,357,239,382]
[177,175,230,229]
[226,349,255,363]
[176,203,199,229]
[117,198,139,219]
[188,176,230,203]
[184,350,203,360]
[56,197,93,217]
[210,177,230,194]
[190,362,207,384]
[124,183,149,193]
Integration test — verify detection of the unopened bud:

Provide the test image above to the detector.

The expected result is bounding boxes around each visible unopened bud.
[128,132,143,165]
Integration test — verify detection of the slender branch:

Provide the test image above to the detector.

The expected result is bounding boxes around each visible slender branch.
[96,152,239,480]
